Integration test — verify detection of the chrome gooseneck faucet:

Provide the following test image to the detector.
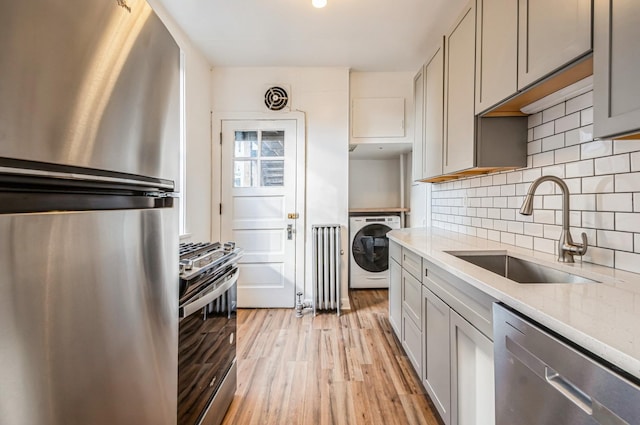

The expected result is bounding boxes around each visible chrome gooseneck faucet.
[519,175,588,263]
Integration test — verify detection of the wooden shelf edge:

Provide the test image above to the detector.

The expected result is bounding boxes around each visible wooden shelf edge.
[420,166,520,183]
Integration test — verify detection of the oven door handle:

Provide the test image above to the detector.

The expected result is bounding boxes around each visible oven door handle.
[180,268,238,318]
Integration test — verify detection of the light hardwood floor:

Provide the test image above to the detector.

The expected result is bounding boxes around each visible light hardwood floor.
[221,289,443,425]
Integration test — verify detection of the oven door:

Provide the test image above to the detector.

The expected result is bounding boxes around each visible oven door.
[178,267,237,425]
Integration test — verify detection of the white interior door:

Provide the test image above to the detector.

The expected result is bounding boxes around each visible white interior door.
[221,120,298,308]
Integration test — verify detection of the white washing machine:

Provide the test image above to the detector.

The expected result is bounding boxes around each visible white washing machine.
[349,215,401,288]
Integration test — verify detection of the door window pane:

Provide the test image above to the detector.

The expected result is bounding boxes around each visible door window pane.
[261,160,284,186]
[261,131,285,157]
[234,131,258,158]
[234,160,257,187]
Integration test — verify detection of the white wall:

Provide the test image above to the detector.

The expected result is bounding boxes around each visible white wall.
[349,159,401,208]
[210,67,350,308]
[149,0,213,243]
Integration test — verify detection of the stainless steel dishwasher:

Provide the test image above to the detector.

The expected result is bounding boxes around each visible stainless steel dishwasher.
[494,303,640,425]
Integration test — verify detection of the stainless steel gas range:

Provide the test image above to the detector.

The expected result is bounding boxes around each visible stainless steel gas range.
[178,242,242,425]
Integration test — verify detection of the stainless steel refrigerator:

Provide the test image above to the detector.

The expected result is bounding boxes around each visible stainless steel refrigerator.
[0,1,179,424]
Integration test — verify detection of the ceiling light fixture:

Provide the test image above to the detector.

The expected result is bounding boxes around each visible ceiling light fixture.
[312,0,327,8]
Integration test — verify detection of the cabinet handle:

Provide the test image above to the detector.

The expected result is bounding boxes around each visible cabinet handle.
[544,367,593,415]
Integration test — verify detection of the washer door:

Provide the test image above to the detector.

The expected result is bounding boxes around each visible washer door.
[352,224,391,273]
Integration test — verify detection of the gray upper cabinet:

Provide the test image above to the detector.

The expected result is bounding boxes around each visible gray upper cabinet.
[475,0,518,114]
[423,41,444,180]
[517,0,592,90]
[594,0,640,139]
[443,1,476,174]
[412,67,425,181]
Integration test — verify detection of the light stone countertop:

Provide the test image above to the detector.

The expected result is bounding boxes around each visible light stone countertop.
[387,227,640,380]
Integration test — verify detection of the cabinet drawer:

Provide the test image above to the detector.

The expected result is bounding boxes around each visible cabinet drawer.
[402,270,422,329]
[423,258,496,340]
[389,240,402,263]
[402,247,423,281]
[402,311,422,377]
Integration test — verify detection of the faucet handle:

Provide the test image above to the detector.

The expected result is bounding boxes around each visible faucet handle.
[576,232,588,256]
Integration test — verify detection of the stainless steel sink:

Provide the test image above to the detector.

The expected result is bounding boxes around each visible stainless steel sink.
[446,252,599,284]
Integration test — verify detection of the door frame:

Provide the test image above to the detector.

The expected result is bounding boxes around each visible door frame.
[212,111,307,301]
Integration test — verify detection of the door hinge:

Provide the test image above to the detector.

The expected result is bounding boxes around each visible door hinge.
[219,203,222,215]
[220,132,222,145]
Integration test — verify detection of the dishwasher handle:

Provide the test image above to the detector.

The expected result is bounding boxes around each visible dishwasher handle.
[545,367,593,415]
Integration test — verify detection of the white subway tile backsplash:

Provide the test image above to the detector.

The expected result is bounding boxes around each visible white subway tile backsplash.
[501,232,516,245]
[555,112,581,133]
[582,175,614,194]
[570,194,596,210]
[615,213,640,233]
[555,146,581,164]
[508,221,523,234]
[543,103,566,123]
[515,234,534,250]
[528,140,542,155]
[614,139,640,155]
[616,251,640,274]
[430,90,640,272]
[492,174,506,185]
[534,210,555,224]
[582,211,615,230]
[534,237,556,255]
[566,160,594,178]
[597,230,633,251]
[595,154,630,175]
[565,91,593,114]
[528,112,543,128]
[524,222,544,237]
[507,171,523,184]
[501,185,516,197]
[542,165,565,178]
[596,193,633,212]
[581,107,594,126]
[544,224,562,240]
[582,246,614,268]
[493,197,507,209]
[533,122,554,139]
[579,125,594,143]
[488,230,501,241]
[632,152,640,172]
[581,140,613,160]
[533,151,555,168]
[615,173,640,192]
[565,128,581,146]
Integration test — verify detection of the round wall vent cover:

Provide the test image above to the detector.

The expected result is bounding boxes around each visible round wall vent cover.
[264,86,289,111]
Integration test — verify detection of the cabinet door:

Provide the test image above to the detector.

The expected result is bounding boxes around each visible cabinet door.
[389,258,402,338]
[423,41,444,179]
[594,0,640,138]
[450,311,495,425]
[444,2,476,174]
[423,288,451,425]
[402,311,422,377]
[402,269,422,327]
[475,0,517,114]
[517,0,591,90]
[412,68,425,181]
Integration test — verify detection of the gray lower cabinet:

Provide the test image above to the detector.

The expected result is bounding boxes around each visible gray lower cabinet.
[594,0,640,138]
[423,288,452,425]
[450,310,495,425]
[389,257,402,336]
[402,269,423,376]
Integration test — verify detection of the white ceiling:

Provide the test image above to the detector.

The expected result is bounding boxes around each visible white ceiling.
[156,0,467,71]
